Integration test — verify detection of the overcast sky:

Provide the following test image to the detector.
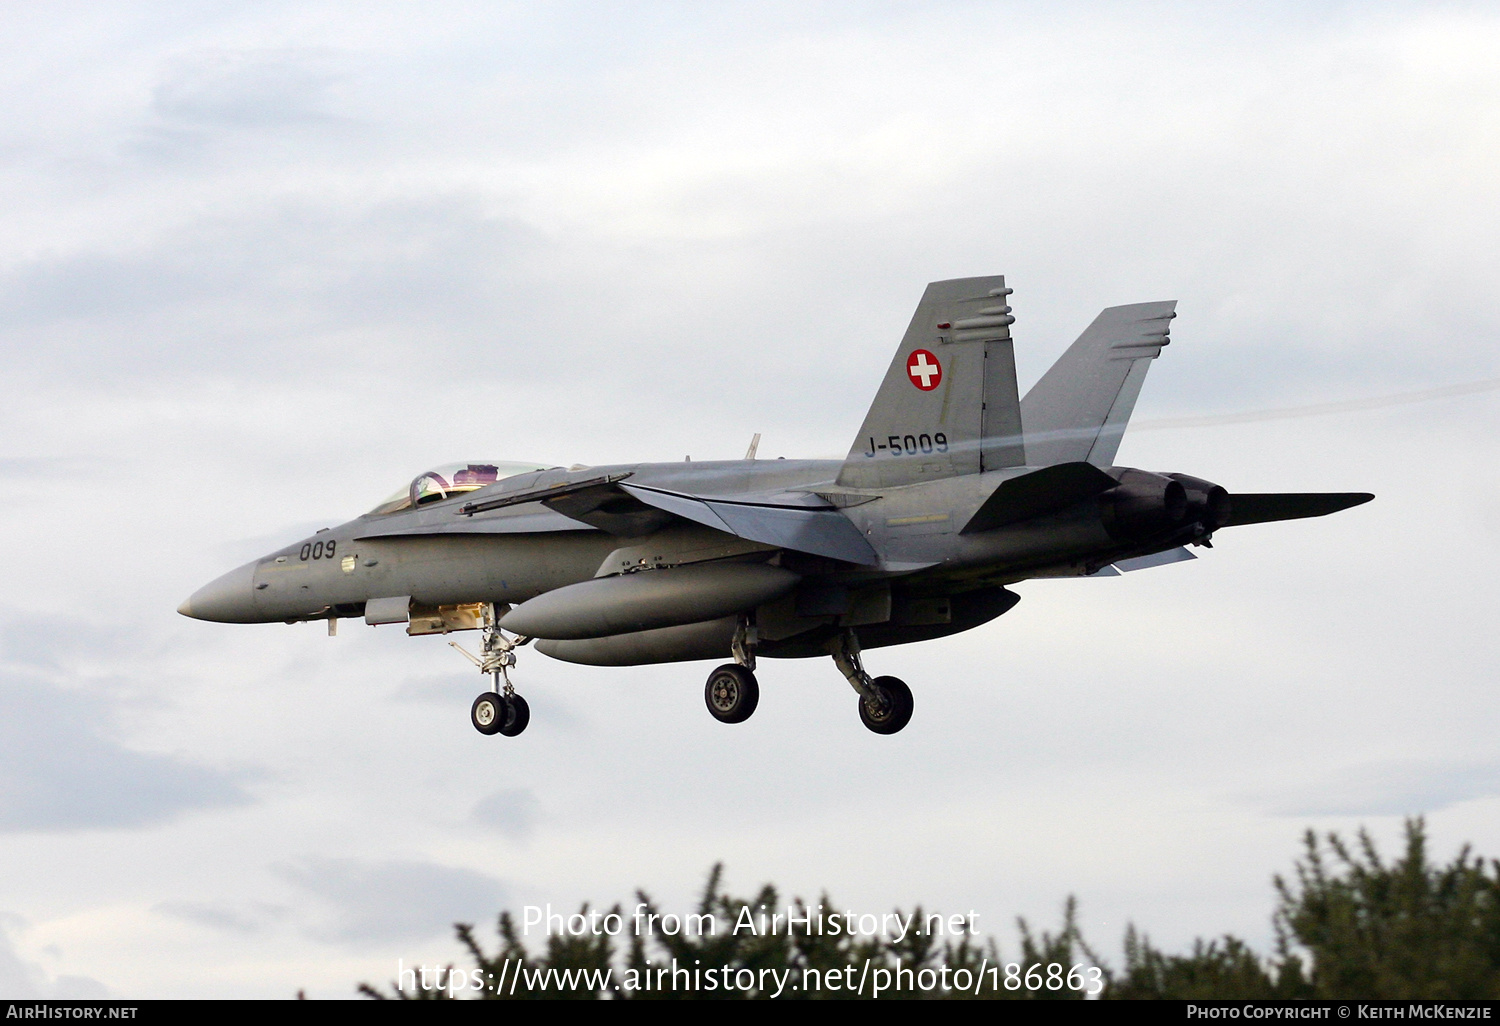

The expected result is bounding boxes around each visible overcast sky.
[3,1,1499,998]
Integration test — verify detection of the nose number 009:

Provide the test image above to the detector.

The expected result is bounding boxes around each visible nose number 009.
[300,539,337,562]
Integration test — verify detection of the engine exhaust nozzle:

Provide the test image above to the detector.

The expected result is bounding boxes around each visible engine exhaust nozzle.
[1101,469,1189,541]
[1168,473,1231,530]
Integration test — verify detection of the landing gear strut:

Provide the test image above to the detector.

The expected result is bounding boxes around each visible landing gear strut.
[705,616,760,723]
[829,629,913,735]
[451,605,532,737]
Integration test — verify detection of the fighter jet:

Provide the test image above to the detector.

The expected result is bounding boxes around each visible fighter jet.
[179,276,1372,737]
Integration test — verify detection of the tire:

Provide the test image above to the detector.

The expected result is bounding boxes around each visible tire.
[498,694,531,737]
[704,664,759,724]
[858,675,913,735]
[471,692,504,735]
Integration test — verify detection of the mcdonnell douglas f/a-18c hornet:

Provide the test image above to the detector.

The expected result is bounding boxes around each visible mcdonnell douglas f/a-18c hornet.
[180,276,1372,737]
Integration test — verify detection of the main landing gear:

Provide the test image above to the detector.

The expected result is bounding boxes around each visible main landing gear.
[830,629,913,735]
[705,617,760,723]
[450,606,532,738]
[702,622,913,735]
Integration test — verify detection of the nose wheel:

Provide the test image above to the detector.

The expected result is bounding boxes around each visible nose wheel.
[450,607,532,737]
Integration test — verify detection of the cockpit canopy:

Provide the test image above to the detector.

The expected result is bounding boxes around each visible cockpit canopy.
[369,461,557,515]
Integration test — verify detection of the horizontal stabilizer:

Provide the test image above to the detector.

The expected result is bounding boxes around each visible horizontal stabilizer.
[621,484,879,565]
[961,462,1118,534]
[1223,492,1374,528]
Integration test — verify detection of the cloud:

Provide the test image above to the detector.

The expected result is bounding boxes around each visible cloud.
[150,49,343,130]
[152,902,266,936]
[0,1,1498,997]
[471,789,541,840]
[0,673,253,832]
[391,674,464,705]
[0,197,542,383]
[274,857,508,945]
[0,918,108,999]
[1249,761,1500,817]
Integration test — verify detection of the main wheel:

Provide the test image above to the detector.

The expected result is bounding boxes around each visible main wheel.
[498,694,530,737]
[858,675,913,735]
[471,692,504,735]
[705,664,759,724]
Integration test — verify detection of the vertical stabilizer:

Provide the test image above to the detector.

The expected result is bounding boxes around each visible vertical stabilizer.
[838,276,1024,489]
[1020,301,1176,468]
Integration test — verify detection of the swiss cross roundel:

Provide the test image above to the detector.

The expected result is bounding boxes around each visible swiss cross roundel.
[906,349,942,391]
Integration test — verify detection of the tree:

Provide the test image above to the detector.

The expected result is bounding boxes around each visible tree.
[1272,818,1500,999]
[1101,930,1284,999]
[360,863,1063,999]
[357,819,1500,1000]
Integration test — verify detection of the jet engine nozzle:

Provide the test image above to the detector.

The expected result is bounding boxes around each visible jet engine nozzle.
[1101,469,1189,541]
[1168,473,1231,530]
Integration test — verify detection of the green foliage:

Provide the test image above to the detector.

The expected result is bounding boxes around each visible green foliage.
[357,819,1500,1000]
[1272,819,1500,999]
[1102,930,1285,999]
[360,862,1060,999]
[1097,818,1500,1000]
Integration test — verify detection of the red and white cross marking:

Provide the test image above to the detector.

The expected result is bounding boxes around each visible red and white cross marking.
[906,349,942,391]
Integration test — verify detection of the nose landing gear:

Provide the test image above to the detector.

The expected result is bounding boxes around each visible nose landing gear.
[450,606,532,737]
[830,629,913,735]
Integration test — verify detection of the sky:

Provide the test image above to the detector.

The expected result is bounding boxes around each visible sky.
[2,0,1499,999]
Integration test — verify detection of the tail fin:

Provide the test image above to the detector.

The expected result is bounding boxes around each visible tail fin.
[1021,301,1176,467]
[837,275,1025,488]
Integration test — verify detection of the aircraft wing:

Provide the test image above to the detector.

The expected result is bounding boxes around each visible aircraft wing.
[355,508,598,539]
[619,484,880,566]
[356,475,880,565]
[356,473,666,539]
[1221,492,1374,527]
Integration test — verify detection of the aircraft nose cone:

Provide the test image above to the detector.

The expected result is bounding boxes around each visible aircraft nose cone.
[178,561,260,623]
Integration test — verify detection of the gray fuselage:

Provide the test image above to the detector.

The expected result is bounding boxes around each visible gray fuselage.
[180,457,1198,636]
